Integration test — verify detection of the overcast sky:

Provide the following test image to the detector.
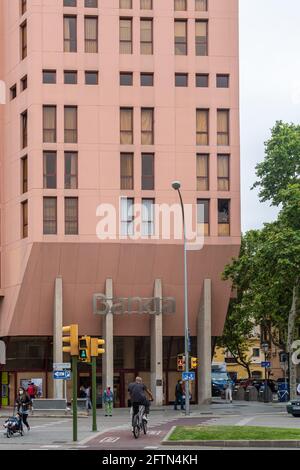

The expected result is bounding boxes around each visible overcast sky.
[239,0,300,232]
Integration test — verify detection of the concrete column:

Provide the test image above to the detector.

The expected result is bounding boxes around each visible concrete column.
[53,277,63,399]
[150,279,163,406]
[197,279,212,405]
[102,279,114,390]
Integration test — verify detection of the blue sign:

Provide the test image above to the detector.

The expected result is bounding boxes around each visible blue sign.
[182,372,195,381]
[53,370,71,380]
[261,361,271,368]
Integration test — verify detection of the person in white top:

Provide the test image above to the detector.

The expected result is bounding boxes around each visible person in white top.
[296,383,300,395]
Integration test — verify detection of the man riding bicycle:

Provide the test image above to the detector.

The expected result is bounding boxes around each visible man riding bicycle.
[128,377,153,427]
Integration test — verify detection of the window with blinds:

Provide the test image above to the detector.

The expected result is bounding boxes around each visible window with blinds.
[197,199,209,236]
[217,154,230,190]
[43,197,57,235]
[140,0,152,9]
[195,20,208,56]
[85,0,98,6]
[140,19,153,55]
[65,152,78,189]
[218,199,230,236]
[22,156,28,194]
[120,197,134,236]
[43,151,57,189]
[174,0,187,11]
[141,108,154,145]
[142,153,154,190]
[120,153,134,190]
[21,110,28,148]
[22,200,28,239]
[120,0,132,8]
[142,199,155,236]
[85,16,98,53]
[20,21,27,60]
[120,108,134,144]
[217,109,230,146]
[64,106,78,143]
[65,197,78,235]
[196,109,209,145]
[120,18,132,54]
[43,106,56,143]
[196,154,209,191]
[195,0,208,11]
[175,20,187,55]
[64,16,77,52]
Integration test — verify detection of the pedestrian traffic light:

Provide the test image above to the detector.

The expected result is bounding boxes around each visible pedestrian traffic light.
[177,354,185,371]
[62,324,78,356]
[190,357,198,369]
[78,336,91,363]
[90,338,105,357]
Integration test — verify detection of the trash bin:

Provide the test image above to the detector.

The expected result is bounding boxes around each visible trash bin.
[278,383,289,402]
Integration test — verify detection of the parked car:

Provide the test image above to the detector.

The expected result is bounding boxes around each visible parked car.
[287,399,300,417]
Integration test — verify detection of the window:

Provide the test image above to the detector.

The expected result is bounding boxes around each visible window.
[252,348,260,358]
[10,85,17,100]
[120,108,133,144]
[142,153,154,190]
[65,197,78,235]
[20,21,27,60]
[120,72,133,86]
[43,106,56,143]
[140,19,153,55]
[21,0,27,15]
[120,153,134,190]
[64,70,77,84]
[142,199,154,236]
[85,71,98,84]
[65,152,78,189]
[21,75,28,91]
[197,199,209,236]
[141,73,154,86]
[196,20,208,56]
[218,199,230,236]
[22,201,28,239]
[141,108,154,145]
[195,0,208,11]
[197,154,209,191]
[64,16,77,52]
[175,20,187,55]
[141,0,152,9]
[217,109,230,145]
[43,70,56,84]
[21,110,28,149]
[217,74,230,88]
[196,109,209,145]
[43,197,57,235]
[175,73,188,87]
[174,0,187,10]
[64,106,78,143]
[196,73,208,87]
[217,154,230,191]
[120,18,132,54]
[85,16,98,53]
[43,151,57,189]
[64,0,76,5]
[21,156,28,194]
[120,197,134,236]
[120,0,132,7]
[85,0,98,7]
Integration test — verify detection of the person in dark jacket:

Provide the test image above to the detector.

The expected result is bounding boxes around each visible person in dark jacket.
[174,380,184,410]
[16,387,32,431]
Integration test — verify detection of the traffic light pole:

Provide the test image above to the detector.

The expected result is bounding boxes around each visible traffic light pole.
[91,356,97,432]
[72,355,78,442]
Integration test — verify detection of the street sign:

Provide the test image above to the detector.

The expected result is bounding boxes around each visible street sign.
[53,370,71,380]
[261,361,271,368]
[53,362,71,370]
[182,372,195,381]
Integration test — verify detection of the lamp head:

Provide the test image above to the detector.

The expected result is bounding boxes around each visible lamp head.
[172,180,181,191]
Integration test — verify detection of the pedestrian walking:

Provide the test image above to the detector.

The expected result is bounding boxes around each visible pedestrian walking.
[103,386,114,417]
[225,379,233,403]
[174,380,184,410]
[27,382,36,400]
[85,385,92,415]
[16,387,32,431]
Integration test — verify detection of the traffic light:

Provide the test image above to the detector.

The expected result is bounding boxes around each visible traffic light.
[190,357,198,369]
[90,338,105,357]
[78,336,91,363]
[177,354,185,371]
[62,324,78,356]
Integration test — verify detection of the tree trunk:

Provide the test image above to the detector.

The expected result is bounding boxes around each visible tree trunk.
[287,281,299,400]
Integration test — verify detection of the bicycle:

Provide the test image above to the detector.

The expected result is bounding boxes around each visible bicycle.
[131,405,148,439]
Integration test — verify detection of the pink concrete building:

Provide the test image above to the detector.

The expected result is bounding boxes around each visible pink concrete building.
[0,0,240,407]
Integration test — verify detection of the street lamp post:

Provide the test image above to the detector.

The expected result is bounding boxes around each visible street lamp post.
[172,181,190,416]
[262,342,269,403]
